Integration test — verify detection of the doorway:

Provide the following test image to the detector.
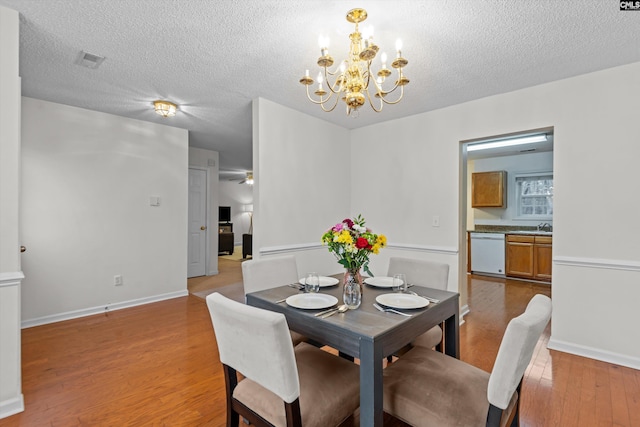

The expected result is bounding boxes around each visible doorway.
[460,128,554,286]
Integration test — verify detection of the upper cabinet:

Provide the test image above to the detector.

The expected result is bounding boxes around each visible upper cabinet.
[472,171,506,208]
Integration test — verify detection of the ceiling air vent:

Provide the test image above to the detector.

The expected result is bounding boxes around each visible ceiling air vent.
[75,51,106,69]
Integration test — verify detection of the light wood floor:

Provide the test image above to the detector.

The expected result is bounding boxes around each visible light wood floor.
[2,263,639,426]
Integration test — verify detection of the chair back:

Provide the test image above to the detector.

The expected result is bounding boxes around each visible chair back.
[487,294,552,409]
[387,257,449,290]
[242,255,299,296]
[206,292,301,403]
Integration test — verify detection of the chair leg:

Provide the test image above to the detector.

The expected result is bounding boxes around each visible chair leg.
[223,365,240,427]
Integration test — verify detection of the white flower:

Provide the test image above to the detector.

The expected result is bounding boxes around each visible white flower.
[354,224,366,233]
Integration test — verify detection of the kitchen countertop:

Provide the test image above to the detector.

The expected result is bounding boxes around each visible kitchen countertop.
[468,227,552,236]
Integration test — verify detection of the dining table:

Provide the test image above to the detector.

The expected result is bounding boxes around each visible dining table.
[245,274,460,427]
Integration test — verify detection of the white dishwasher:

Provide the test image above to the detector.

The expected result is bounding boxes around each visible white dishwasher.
[470,232,505,276]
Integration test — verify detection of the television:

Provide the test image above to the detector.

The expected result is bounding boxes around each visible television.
[219,206,231,223]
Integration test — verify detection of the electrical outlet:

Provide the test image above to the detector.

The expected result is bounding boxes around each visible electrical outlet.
[432,215,440,227]
[114,275,123,286]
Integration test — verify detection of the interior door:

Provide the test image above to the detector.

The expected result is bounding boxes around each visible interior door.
[188,168,207,278]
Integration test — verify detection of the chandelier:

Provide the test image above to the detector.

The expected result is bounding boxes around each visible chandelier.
[299,8,409,116]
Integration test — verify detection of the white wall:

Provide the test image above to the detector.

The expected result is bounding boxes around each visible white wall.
[0,5,24,419]
[20,98,189,326]
[347,62,640,368]
[256,62,640,368]
[350,111,463,304]
[189,147,220,274]
[219,180,253,244]
[252,98,352,277]
[472,151,554,226]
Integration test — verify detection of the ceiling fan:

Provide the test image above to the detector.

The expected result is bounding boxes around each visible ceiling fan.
[233,171,253,185]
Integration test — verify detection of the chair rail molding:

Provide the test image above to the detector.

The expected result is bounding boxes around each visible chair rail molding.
[260,242,459,257]
[0,271,24,287]
[554,256,640,272]
[386,243,458,255]
[259,242,324,256]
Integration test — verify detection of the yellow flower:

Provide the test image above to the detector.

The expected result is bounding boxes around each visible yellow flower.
[371,243,381,254]
[337,230,353,244]
[376,234,387,247]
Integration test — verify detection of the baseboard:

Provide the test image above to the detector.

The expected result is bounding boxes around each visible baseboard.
[548,337,640,370]
[460,304,469,325]
[21,290,189,329]
[0,394,24,420]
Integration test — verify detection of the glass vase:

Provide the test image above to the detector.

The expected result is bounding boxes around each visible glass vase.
[343,268,362,309]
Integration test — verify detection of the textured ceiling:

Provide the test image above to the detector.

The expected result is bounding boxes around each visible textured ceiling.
[1,1,638,180]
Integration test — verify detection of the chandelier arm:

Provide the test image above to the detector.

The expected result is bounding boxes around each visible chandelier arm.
[325,69,344,95]
[304,84,336,105]
[378,85,405,105]
[364,86,384,113]
[319,92,341,112]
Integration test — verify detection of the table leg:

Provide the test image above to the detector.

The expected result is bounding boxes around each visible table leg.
[444,309,460,359]
[359,337,384,427]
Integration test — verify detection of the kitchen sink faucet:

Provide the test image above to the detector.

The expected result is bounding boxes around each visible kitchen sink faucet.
[537,222,552,232]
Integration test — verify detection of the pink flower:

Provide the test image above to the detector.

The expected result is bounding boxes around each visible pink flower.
[332,223,344,232]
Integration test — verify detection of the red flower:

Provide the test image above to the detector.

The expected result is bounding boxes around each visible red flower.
[356,237,370,249]
[343,218,354,228]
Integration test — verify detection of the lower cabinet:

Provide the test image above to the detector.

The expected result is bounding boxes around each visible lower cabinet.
[506,234,552,282]
[533,236,553,281]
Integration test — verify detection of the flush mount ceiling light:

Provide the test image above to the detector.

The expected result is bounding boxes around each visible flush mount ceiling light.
[467,134,548,152]
[299,8,409,117]
[153,100,178,118]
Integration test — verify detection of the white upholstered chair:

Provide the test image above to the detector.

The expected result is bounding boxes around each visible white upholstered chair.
[241,255,306,346]
[383,294,552,427]
[387,257,449,350]
[241,255,300,295]
[206,292,360,427]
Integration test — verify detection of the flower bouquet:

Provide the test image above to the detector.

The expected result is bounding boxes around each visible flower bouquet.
[321,214,386,277]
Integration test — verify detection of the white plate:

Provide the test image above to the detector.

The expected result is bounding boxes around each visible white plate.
[298,276,340,287]
[376,293,429,309]
[364,276,396,288]
[286,293,338,310]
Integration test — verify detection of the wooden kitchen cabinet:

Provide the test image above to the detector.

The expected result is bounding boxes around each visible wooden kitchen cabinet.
[533,236,552,281]
[471,171,506,208]
[506,235,535,278]
[506,234,552,282]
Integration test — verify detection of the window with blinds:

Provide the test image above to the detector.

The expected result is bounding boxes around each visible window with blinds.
[515,173,553,218]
